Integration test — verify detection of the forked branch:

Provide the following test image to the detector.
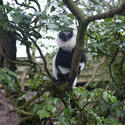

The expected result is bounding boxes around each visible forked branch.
[62,0,125,86]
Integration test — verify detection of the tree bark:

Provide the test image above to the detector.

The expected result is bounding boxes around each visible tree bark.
[0,0,17,72]
[0,25,17,72]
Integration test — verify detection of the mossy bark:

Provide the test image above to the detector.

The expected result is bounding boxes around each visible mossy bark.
[0,25,17,72]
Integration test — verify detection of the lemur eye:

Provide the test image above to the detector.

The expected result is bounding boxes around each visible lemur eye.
[68,34,71,37]
[61,32,65,36]
[67,32,70,36]
[62,33,65,36]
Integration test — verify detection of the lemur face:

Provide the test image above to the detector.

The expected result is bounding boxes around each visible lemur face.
[59,30,73,42]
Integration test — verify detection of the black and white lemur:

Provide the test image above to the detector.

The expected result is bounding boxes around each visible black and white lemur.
[53,30,86,87]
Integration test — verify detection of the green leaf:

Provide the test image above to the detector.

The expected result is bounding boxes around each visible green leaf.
[0,68,20,92]
[37,110,50,120]
[11,12,23,24]
[110,96,117,103]
[103,91,109,102]
[51,6,56,12]
[18,91,30,100]
[56,116,69,125]
[10,8,24,24]
[33,104,42,112]
[67,14,74,19]
[105,18,112,22]
[73,87,85,96]
[47,23,59,30]
[33,98,61,120]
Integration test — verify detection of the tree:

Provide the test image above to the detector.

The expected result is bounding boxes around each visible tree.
[0,0,125,125]
[0,0,17,72]
[62,0,125,86]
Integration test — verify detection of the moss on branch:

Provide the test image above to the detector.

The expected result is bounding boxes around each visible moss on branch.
[63,0,86,22]
[69,22,88,84]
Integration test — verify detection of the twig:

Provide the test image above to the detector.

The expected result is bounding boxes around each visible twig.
[29,37,54,81]
[87,50,112,57]
[10,108,34,116]
[84,56,106,88]
[19,85,50,109]
[13,0,37,11]
[109,48,119,85]
[19,116,34,125]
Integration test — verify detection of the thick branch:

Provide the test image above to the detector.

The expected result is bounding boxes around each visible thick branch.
[63,0,85,22]
[63,0,125,86]
[63,0,125,23]
[86,0,125,22]
[69,22,88,84]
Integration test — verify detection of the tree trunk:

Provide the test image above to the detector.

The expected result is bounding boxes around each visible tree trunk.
[0,25,17,72]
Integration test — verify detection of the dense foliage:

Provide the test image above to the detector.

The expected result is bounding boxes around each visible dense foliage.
[0,0,125,125]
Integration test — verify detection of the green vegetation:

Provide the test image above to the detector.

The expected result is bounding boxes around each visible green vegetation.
[0,0,125,124]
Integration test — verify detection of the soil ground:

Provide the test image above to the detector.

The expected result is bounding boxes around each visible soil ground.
[0,90,19,125]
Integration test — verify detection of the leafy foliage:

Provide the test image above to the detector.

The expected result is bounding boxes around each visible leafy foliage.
[0,68,20,92]
[0,0,125,125]
[86,15,125,98]
[33,98,61,119]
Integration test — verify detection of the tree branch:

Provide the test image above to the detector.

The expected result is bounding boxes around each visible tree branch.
[62,0,125,87]
[62,0,86,22]
[13,0,38,11]
[63,0,125,23]
[29,37,54,81]
[84,56,106,88]
[69,22,88,84]
[109,48,119,86]
[86,0,125,23]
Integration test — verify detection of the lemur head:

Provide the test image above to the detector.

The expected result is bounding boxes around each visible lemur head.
[59,30,73,42]
[57,30,77,50]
